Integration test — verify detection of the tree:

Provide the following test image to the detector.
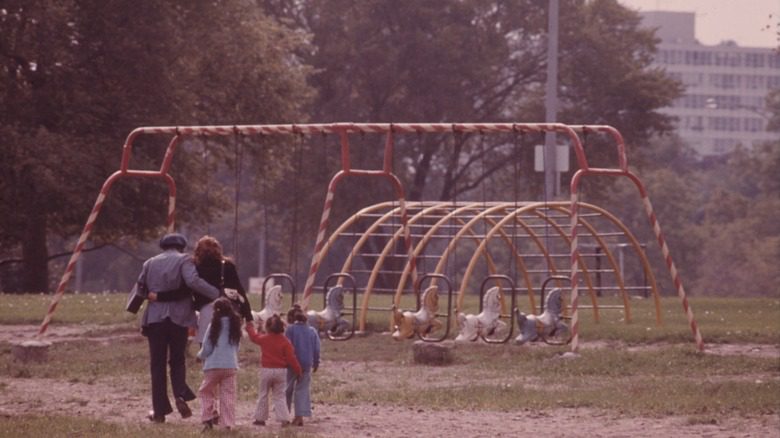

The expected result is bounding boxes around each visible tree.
[0,1,312,292]
[767,88,780,132]
[690,144,780,296]
[252,0,685,293]
[264,0,680,208]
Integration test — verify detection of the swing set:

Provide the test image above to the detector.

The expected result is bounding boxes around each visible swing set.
[37,122,704,353]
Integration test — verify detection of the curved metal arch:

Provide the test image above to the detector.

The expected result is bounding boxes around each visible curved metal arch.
[356,202,504,332]
[554,202,662,326]
[311,200,395,282]
[360,202,457,330]
[393,202,487,304]
[468,202,565,314]
[523,205,607,321]
[390,203,501,303]
[434,215,502,304]
[478,206,538,313]
[404,205,532,316]
[427,203,565,313]
[543,204,631,322]
[307,199,663,332]
[457,203,599,318]
[332,201,497,331]
[465,202,568,312]
[371,202,562,321]
[336,202,402,283]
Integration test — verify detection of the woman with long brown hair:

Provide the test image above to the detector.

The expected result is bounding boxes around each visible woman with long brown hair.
[193,236,253,345]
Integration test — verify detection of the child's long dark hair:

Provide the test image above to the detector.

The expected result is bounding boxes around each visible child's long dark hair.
[209,297,241,346]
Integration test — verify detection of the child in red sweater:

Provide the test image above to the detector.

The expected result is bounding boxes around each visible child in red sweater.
[246,314,302,427]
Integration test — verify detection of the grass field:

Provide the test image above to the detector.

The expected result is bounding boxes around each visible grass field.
[0,292,778,437]
[3,291,777,344]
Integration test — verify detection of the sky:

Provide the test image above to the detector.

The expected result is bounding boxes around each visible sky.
[618,0,780,48]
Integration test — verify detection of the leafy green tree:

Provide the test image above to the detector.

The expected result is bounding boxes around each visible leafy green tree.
[691,145,780,296]
[264,0,680,207]
[0,1,311,292]
[767,88,780,132]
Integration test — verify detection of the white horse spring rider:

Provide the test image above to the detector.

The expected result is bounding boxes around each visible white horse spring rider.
[391,285,441,340]
[251,284,284,331]
[307,285,350,336]
[455,286,506,342]
[514,287,568,344]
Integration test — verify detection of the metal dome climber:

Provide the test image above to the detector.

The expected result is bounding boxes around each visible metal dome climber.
[37,122,704,353]
[320,200,661,331]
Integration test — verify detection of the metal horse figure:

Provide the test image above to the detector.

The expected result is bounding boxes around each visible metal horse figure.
[514,287,568,344]
[455,286,506,342]
[307,285,350,336]
[251,284,284,332]
[391,285,441,340]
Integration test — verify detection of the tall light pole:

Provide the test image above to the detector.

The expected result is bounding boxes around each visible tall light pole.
[544,0,560,198]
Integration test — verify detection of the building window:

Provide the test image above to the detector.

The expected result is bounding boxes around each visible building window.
[768,54,780,68]
[745,53,765,68]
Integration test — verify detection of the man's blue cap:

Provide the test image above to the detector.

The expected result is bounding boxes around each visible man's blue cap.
[159,233,188,250]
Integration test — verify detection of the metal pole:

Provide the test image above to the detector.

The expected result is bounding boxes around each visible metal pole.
[258,236,266,277]
[545,0,560,198]
[75,253,83,293]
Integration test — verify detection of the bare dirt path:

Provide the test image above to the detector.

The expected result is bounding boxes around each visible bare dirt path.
[1,324,778,437]
[1,374,778,437]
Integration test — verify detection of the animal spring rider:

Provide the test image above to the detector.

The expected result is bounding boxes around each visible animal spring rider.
[392,285,442,340]
[251,284,284,332]
[307,285,350,336]
[455,286,506,342]
[514,287,568,345]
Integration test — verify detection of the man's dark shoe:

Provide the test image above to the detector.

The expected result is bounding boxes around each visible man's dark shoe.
[175,397,192,418]
[253,420,265,426]
[147,411,165,423]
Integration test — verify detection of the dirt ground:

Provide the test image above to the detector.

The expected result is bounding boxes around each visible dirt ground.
[1,324,779,437]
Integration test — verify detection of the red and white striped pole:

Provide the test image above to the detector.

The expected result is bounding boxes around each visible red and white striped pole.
[384,130,417,289]
[301,181,338,310]
[38,177,116,336]
[38,171,177,336]
[569,189,582,352]
[640,192,704,351]
[397,197,419,291]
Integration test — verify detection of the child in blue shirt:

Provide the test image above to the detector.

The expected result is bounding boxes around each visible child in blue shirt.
[197,297,242,431]
[285,305,321,426]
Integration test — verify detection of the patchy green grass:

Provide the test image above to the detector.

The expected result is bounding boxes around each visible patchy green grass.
[576,296,780,344]
[0,292,266,327]
[3,292,777,345]
[0,292,137,325]
[314,341,779,416]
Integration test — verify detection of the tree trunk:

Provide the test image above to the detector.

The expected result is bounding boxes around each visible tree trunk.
[22,210,49,293]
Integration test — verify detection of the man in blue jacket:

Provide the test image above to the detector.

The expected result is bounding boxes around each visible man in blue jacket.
[136,233,219,423]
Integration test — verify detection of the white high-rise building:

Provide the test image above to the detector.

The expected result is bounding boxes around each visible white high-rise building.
[641,11,780,156]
